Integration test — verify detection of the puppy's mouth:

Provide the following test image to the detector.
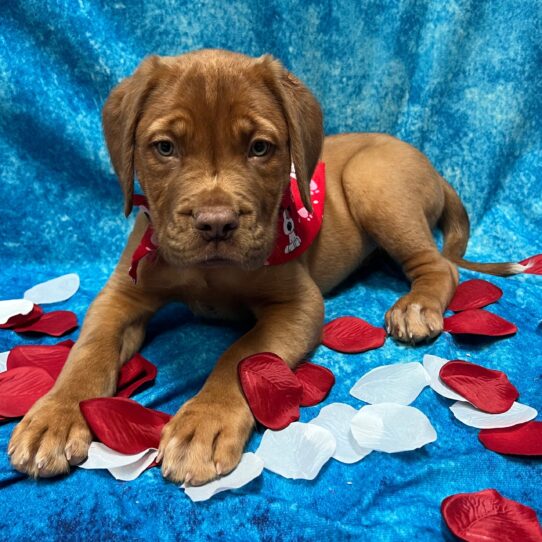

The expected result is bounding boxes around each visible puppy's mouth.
[159,236,272,270]
[196,255,239,268]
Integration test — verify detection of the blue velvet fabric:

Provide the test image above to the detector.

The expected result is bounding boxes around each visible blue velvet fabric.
[1,1,541,540]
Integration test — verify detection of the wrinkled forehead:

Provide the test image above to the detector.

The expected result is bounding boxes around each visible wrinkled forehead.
[138,61,288,149]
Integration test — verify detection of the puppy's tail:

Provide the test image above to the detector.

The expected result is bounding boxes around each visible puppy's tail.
[439,180,525,276]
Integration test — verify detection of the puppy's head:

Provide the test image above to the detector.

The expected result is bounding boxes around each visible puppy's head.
[102,49,323,269]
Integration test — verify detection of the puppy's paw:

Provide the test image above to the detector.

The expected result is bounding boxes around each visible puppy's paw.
[159,393,255,486]
[8,394,92,478]
[385,297,443,344]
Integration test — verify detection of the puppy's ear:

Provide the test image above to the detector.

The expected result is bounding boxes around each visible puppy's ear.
[102,56,161,216]
[257,55,323,212]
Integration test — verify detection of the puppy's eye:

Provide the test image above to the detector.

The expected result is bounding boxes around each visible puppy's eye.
[249,140,272,158]
[155,140,175,157]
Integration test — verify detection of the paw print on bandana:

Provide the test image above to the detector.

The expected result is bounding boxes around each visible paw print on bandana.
[297,207,313,221]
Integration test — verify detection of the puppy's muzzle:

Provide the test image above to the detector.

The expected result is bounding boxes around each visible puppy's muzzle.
[193,206,239,242]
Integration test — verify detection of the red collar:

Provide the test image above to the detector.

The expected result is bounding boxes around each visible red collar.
[129,162,326,282]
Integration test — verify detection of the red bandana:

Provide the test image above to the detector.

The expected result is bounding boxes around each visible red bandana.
[129,162,326,282]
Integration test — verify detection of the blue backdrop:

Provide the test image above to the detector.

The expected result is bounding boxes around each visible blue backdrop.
[1,1,541,540]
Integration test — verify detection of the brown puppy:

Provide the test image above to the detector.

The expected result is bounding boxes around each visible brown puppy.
[8,49,519,484]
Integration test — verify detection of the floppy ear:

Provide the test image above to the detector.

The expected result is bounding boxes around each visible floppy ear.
[257,55,324,212]
[102,56,161,216]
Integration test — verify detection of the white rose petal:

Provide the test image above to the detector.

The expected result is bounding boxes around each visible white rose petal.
[107,451,159,481]
[350,403,437,453]
[0,351,9,372]
[450,401,537,429]
[350,362,430,406]
[23,273,80,305]
[423,354,466,401]
[256,422,336,480]
[0,299,33,325]
[183,453,264,502]
[309,403,372,464]
[79,442,158,482]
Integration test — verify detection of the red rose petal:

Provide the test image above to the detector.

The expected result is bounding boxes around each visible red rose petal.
[7,341,156,398]
[116,353,157,398]
[80,397,171,454]
[479,421,542,456]
[439,360,519,414]
[448,280,503,312]
[322,316,386,353]
[520,254,542,275]
[7,342,72,379]
[0,304,44,329]
[13,310,78,337]
[294,361,335,407]
[56,339,75,347]
[0,367,55,417]
[443,309,517,337]
[238,352,303,430]
[441,489,542,542]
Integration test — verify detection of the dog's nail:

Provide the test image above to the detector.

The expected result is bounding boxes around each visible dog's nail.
[37,460,44,470]
[215,463,222,476]
[408,332,413,339]
[65,447,72,461]
[162,466,171,478]
[428,324,434,332]
[7,445,14,456]
[18,452,29,464]
[156,450,163,463]
[184,473,192,485]
[386,326,391,334]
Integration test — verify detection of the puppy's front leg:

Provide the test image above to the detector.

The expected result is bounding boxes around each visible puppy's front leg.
[159,277,324,486]
[8,279,163,478]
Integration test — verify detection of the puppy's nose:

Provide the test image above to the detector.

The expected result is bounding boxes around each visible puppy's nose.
[194,207,239,241]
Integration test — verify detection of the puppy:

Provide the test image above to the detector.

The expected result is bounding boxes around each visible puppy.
[8,49,518,484]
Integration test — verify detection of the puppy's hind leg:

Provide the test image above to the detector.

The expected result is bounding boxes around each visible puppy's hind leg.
[342,140,459,343]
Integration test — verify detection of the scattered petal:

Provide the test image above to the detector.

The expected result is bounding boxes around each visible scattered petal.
[309,403,371,464]
[7,342,72,379]
[7,343,155,397]
[450,401,537,429]
[23,273,80,305]
[238,352,303,430]
[440,360,519,414]
[107,451,159,481]
[441,489,542,542]
[519,254,542,275]
[350,362,430,406]
[80,441,156,469]
[56,339,75,348]
[443,309,517,337]
[350,403,437,453]
[116,353,157,398]
[183,453,264,502]
[0,367,55,417]
[423,354,466,401]
[79,442,158,481]
[294,361,335,406]
[322,316,386,353]
[13,310,78,337]
[256,422,336,480]
[0,299,33,326]
[448,279,503,312]
[0,304,43,329]
[80,397,171,454]
[0,351,8,372]
[479,422,542,456]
